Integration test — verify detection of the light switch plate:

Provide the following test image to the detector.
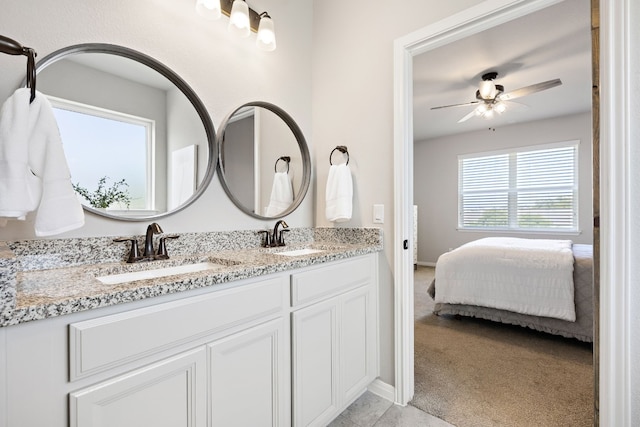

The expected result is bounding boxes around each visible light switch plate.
[373,204,384,224]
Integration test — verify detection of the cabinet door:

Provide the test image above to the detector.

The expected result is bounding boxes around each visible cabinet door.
[70,347,206,427]
[208,318,289,427]
[340,285,377,404]
[292,298,339,427]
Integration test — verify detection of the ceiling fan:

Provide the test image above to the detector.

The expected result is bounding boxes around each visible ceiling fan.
[431,71,562,123]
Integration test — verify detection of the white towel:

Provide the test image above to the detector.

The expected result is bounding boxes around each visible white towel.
[325,163,352,222]
[265,172,293,216]
[0,88,84,236]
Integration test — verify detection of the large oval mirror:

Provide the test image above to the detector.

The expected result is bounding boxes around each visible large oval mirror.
[217,102,311,219]
[32,44,216,221]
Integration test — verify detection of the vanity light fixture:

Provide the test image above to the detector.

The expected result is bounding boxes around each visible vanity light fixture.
[228,0,251,38]
[256,12,276,51]
[195,0,222,20]
[195,0,276,50]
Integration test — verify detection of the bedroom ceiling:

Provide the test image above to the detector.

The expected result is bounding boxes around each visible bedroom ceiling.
[412,0,592,142]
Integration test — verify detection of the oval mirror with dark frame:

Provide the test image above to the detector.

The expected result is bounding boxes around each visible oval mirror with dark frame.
[217,101,311,219]
[31,43,216,221]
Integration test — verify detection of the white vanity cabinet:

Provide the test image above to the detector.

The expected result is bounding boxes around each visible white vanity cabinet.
[0,252,378,427]
[68,275,290,427]
[70,318,288,427]
[291,255,379,427]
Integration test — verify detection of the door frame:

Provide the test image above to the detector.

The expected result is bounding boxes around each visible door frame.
[392,0,631,425]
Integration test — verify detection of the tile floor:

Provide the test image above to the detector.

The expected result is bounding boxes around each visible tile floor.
[329,391,454,427]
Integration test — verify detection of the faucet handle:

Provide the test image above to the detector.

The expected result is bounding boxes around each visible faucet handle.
[278,229,290,246]
[258,230,272,248]
[113,238,141,263]
[156,235,180,259]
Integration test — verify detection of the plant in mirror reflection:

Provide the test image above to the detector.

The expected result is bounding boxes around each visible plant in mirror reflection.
[72,176,132,209]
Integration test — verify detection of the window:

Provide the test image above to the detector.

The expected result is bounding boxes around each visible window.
[49,96,155,211]
[458,141,579,232]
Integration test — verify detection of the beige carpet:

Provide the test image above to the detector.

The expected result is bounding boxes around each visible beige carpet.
[410,266,594,427]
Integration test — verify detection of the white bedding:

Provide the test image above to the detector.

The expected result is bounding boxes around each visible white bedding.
[434,237,576,321]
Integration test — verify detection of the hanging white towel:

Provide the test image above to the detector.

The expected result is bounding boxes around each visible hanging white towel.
[0,88,84,236]
[325,163,352,222]
[265,172,293,216]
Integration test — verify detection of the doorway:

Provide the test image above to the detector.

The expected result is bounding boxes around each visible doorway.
[393,0,632,424]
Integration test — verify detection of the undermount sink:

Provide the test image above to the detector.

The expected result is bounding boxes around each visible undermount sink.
[97,261,228,285]
[275,248,325,257]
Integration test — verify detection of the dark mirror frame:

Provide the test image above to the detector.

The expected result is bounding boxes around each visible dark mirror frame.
[216,101,311,219]
[28,43,217,221]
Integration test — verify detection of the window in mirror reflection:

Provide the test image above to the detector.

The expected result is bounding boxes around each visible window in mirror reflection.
[50,96,155,212]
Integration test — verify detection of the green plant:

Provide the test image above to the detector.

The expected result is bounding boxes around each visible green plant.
[73,176,131,209]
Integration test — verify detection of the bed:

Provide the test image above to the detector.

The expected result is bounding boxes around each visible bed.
[427,237,593,342]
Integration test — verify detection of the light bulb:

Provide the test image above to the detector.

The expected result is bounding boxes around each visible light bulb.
[479,80,497,99]
[195,0,221,20]
[256,14,276,51]
[476,104,488,115]
[228,0,251,38]
[483,108,495,119]
[494,102,507,114]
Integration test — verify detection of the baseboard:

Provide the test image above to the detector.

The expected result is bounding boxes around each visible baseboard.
[417,261,436,267]
[367,378,396,403]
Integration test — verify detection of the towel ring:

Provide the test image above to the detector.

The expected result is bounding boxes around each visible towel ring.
[330,145,349,165]
[0,35,37,103]
[275,156,291,173]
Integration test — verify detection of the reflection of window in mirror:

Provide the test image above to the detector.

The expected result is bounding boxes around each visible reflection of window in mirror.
[49,96,155,212]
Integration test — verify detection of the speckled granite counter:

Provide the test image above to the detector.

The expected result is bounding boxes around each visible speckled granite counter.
[0,227,382,327]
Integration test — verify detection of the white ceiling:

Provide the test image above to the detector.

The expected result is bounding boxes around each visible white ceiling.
[412,0,592,142]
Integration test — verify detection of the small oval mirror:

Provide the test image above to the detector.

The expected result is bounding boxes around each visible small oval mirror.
[32,44,216,221]
[217,102,311,219]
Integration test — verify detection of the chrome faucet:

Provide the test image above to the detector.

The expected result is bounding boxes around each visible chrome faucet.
[143,222,163,257]
[272,220,289,247]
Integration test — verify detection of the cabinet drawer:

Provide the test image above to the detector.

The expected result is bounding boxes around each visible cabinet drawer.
[70,275,287,381]
[291,255,373,307]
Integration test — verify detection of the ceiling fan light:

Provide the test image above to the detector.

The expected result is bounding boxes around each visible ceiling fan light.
[479,80,497,99]
[476,104,488,115]
[494,102,507,114]
[483,109,495,119]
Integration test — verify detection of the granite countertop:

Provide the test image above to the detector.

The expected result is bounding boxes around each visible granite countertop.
[0,228,382,327]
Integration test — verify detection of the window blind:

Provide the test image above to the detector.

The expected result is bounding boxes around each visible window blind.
[458,141,578,232]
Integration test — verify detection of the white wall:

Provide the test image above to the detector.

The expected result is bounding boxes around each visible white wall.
[311,0,485,386]
[414,112,593,264]
[0,0,314,240]
[629,0,640,421]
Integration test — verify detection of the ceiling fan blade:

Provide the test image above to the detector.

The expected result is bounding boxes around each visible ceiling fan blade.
[499,78,562,101]
[431,100,480,110]
[457,109,478,123]
[504,100,529,108]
